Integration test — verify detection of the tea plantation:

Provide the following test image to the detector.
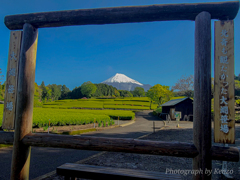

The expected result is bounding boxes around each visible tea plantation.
[43,97,158,110]
[0,104,135,128]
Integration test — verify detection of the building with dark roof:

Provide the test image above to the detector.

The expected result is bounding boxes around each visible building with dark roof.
[161,97,193,120]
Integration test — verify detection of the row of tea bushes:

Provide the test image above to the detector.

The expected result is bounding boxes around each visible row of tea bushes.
[0,105,134,128]
[103,105,150,110]
[33,108,109,127]
[32,108,135,127]
[43,97,158,110]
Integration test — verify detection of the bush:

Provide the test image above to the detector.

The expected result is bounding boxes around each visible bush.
[153,107,162,116]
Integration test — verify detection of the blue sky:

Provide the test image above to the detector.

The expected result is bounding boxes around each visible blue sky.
[0,0,239,90]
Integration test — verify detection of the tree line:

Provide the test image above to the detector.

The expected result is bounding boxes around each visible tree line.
[1,70,240,107]
[33,81,149,104]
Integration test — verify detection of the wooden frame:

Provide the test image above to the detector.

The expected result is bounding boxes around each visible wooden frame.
[1,1,239,180]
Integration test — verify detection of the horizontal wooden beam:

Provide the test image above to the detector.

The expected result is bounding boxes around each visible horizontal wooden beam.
[23,133,198,158]
[21,133,239,161]
[4,1,239,30]
[0,131,14,144]
[211,145,239,162]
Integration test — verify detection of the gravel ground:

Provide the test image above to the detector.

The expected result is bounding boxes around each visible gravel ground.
[42,121,240,180]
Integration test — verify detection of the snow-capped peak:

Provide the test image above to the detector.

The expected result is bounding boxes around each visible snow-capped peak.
[102,73,143,86]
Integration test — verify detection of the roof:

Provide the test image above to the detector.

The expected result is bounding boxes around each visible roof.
[161,97,192,107]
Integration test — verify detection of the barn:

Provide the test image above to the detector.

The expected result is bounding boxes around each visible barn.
[161,97,193,120]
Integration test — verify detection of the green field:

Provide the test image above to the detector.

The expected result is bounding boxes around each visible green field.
[0,97,156,128]
[0,104,135,128]
[42,97,158,110]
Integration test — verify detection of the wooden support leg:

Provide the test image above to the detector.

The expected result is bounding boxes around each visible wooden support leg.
[10,23,38,180]
[193,11,212,180]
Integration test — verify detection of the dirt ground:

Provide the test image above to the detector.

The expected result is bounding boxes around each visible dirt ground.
[42,120,240,180]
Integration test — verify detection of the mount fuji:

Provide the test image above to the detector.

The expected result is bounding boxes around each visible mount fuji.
[101,73,151,91]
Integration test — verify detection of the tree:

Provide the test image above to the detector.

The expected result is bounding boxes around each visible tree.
[81,81,97,98]
[146,84,173,106]
[47,84,61,101]
[0,68,4,100]
[118,90,133,97]
[0,68,3,85]
[114,88,120,97]
[235,80,240,97]
[70,86,83,99]
[172,75,194,98]
[235,74,240,81]
[40,81,52,102]
[132,87,145,97]
[60,85,70,99]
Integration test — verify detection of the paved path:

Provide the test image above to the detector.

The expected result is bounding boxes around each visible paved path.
[82,110,162,138]
[0,110,161,180]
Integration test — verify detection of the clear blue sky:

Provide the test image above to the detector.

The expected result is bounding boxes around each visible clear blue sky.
[0,0,239,90]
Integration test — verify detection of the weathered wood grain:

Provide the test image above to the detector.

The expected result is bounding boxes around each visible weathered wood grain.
[23,133,198,158]
[20,133,239,161]
[193,11,212,179]
[214,20,235,144]
[10,23,38,180]
[211,145,239,162]
[57,163,182,180]
[2,31,22,130]
[4,1,239,30]
[1,131,238,161]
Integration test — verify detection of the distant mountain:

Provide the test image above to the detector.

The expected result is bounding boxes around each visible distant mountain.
[101,73,151,91]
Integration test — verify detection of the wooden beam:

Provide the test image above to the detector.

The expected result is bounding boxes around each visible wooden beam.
[211,145,239,162]
[23,133,198,158]
[10,23,38,180]
[4,1,239,30]
[20,133,239,161]
[57,163,182,180]
[1,132,238,161]
[193,11,212,179]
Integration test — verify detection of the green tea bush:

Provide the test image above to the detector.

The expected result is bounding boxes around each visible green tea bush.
[0,103,135,128]
[103,105,149,110]
[32,108,110,127]
[150,103,158,110]
[153,107,162,116]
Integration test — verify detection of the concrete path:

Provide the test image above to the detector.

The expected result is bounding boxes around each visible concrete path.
[82,110,162,139]
[0,110,162,180]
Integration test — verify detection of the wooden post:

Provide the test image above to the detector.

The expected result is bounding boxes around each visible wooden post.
[193,11,211,179]
[214,20,235,144]
[2,31,22,130]
[11,23,38,180]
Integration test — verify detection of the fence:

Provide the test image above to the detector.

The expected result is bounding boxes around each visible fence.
[0,1,239,180]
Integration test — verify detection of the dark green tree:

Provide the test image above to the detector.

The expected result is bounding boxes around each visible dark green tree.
[81,81,97,98]
[60,85,70,99]
[70,86,83,99]
[132,87,145,97]
[119,90,133,97]
[47,84,61,101]
[40,81,51,102]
